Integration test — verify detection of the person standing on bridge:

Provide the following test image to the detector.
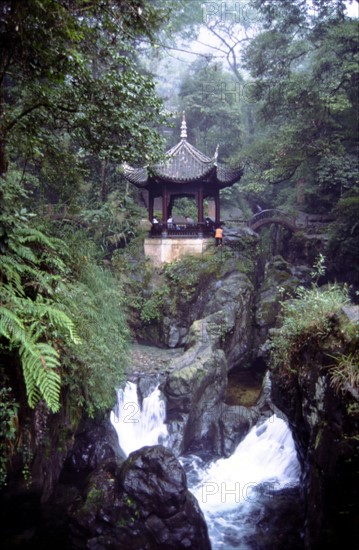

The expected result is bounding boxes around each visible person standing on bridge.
[215,225,223,247]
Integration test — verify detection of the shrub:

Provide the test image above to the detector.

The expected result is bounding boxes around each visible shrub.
[0,192,129,416]
[55,231,129,416]
[270,257,350,370]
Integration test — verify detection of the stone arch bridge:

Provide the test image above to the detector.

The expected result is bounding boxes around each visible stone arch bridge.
[248,209,297,232]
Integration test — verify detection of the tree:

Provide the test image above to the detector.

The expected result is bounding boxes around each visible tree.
[0,0,172,424]
[178,59,243,159]
[240,0,358,210]
[0,0,167,194]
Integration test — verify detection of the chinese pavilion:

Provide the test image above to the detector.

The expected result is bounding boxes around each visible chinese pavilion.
[123,113,243,263]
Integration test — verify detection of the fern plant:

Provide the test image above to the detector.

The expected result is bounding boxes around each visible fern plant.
[1,173,129,417]
[58,256,129,415]
[0,177,80,412]
[0,268,80,413]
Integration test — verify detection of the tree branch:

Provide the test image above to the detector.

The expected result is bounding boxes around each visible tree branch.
[3,101,78,136]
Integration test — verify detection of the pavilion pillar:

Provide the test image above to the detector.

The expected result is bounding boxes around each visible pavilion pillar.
[198,186,204,237]
[162,184,168,236]
[215,189,221,225]
[148,190,154,222]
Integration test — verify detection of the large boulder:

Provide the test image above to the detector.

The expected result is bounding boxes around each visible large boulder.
[70,445,211,550]
[162,315,274,456]
[64,417,125,476]
[200,269,254,370]
[163,329,227,455]
[135,253,256,364]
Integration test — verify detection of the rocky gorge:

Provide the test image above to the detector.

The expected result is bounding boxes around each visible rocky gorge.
[1,226,358,549]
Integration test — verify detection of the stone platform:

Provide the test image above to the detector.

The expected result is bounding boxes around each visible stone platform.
[144,237,213,265]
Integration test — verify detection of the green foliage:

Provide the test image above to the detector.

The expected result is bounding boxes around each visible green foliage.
[80,190,147,253]
[327,195,359,276]
[171,197,198,220]
[0,0,168,205]
[0,178,79,412]
[177,59,243,161]
[329,351,359,394]
[241,1,358,210]
[140,285,170,324]
[60,249,129,415]
[164,253,223,301]
[310,253,326,283]
[0,174,129,416]
[235,258,256,277]
[270,257,350,369]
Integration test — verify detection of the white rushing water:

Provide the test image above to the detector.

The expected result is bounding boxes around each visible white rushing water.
[111,383,301,549]
[110,381,168,456]
[182,415,301,549]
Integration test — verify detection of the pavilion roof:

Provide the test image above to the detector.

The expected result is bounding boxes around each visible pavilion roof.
[123,113,243,189]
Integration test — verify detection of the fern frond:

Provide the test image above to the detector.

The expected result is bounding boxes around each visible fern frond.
[39,253,66,273]
[16,227,57,250]
[0,255,25,294]
[20,342,61,412]
[37,302,81,344]
[7,238,38,264]
[0,307,26,342]
[0,255,55,295]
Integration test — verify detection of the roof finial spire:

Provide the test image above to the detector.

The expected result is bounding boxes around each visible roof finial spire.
[180,111,187,140]
[214,144,219,165]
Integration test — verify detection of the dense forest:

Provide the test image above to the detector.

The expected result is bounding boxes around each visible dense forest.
[0,1,358,547]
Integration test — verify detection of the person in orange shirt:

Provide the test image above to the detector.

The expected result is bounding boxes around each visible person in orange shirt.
[215,226,223,247]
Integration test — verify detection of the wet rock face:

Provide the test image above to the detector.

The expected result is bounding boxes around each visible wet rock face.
[65,417,126,475]
[70,445,211,550]
[120,446,187,518]
[240,487,304,550]
[254,256,311,362]
[162,314,274,457]
[163,342,228,455]
[201,270,254,370]
[270,325,359,550]
[135,254,256,369]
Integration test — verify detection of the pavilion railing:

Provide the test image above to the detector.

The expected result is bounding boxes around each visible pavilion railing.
[150,223,215,238]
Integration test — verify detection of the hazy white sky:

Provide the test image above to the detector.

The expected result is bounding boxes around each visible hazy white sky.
[179,0,359,61]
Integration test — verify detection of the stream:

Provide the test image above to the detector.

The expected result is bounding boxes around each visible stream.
[110,381,301,550]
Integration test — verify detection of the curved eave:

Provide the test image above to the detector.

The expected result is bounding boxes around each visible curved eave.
[152,164,216,184]
[122,149,244,189]
[216,165,244,188]
[123,163,149,188]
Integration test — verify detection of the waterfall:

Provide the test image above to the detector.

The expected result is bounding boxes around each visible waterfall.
[182,415,301,549]
[194,414,300,512]
[110,381,168,457]
[111,384,301,549]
